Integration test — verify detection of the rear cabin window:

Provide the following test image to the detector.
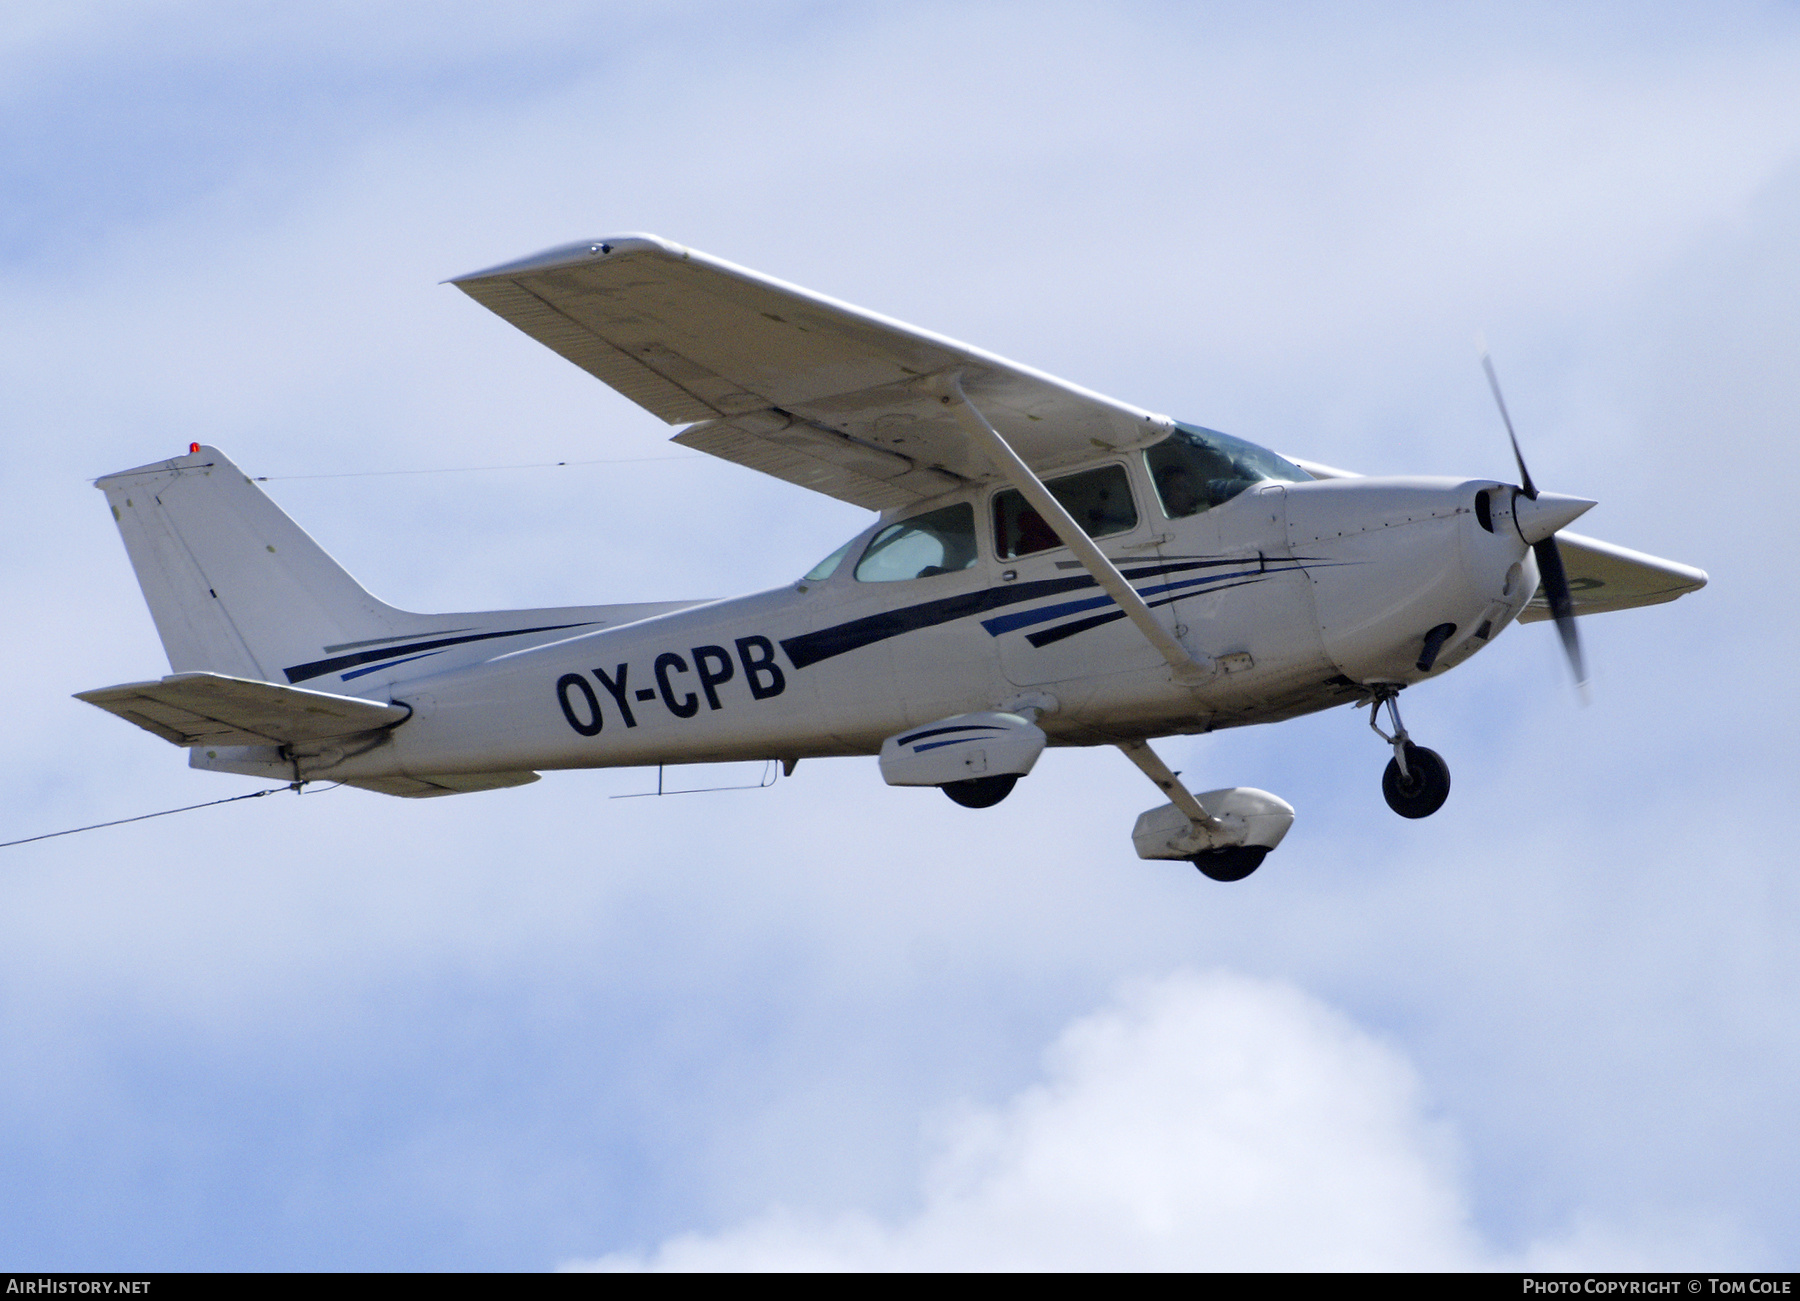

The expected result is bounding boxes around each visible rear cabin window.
[854,503,979,582]
[991,464,1138,560]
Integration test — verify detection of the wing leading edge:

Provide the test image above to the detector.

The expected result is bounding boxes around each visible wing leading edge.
[450,235,1172,513]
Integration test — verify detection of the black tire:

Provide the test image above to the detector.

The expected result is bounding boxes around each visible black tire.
[1190,845,1269,882]
[942,774,1019,808]
[1382,743,1450,818]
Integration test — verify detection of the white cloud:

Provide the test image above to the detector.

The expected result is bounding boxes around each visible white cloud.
[574,971,1486,1270]
[576,970,1763,1271]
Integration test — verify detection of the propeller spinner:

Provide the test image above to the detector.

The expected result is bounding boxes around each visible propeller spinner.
[1480,353,1594,690]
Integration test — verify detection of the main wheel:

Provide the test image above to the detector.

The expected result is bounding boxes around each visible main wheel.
[1382,743,1450,818]
[942,774,1019,808]
[1190,845,1269,881]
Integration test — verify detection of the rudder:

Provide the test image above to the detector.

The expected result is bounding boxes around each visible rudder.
[96,445,407,687]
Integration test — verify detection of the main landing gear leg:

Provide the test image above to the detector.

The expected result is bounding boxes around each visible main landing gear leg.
[1364,686,1451,819]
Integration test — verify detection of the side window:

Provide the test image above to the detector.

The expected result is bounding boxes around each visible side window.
[854,503,979,582]
[991,464,1138,561]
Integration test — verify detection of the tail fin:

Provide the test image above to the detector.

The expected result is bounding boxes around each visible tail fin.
[96,445,408,686]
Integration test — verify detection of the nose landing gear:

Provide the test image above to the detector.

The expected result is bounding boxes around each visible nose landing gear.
[1364,687,1451,818]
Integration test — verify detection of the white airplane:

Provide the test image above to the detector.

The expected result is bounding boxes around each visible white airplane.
[78,235,1707,880]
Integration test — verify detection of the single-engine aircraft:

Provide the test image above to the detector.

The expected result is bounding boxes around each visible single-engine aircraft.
[79,235,1708,880]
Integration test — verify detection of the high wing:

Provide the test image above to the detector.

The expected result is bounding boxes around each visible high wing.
[451,235,1172,513]
[1288,459,1707,619]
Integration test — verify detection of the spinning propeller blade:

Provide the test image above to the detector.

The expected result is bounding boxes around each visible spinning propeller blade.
[1482,352,1537,500]
[1480,350,1589,691]
[1532,528,1587,689]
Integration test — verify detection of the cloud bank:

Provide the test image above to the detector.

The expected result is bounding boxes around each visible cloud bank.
[577,971,1730,1271]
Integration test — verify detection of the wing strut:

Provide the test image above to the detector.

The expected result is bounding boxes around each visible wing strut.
[1115,739,1224,832]
[938,375,1216,687]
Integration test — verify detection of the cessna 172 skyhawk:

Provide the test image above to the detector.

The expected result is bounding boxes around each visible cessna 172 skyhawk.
[79,235,1707,880]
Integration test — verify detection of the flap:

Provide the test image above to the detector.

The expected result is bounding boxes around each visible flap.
[77,672,410,747]
[451,235,1173,511]
[671,410,966,514]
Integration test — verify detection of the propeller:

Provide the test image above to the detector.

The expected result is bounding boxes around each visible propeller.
[1480,350,1591,693]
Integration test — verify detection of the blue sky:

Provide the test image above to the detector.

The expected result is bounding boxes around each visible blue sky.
[2,0,1797,1270]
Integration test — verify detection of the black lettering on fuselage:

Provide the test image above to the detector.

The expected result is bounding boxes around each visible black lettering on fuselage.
[559,634,789,735]
[692,644,735,710]
[654,651,700,718]
[735,635,787,700]
[592,663,637,728]
[557,673,603,736]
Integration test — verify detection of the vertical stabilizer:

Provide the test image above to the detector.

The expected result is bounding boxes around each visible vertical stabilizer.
[96,446,406,685]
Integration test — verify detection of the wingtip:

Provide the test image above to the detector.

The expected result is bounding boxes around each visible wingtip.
[446,233,681,284]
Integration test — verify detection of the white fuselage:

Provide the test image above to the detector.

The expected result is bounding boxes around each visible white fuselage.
[293,470,1537,787]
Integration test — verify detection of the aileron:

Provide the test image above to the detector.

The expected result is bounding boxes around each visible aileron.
[453,276,717,424]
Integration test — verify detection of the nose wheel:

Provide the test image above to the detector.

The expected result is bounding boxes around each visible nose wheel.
[1364,687,1451,819]
[1382,742,1450,818]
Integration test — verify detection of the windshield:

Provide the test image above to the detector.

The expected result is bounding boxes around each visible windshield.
[1145,423,1313,519]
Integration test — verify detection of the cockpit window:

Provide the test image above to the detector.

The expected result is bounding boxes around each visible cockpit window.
[992,464,1138,560]
[1145,423,1313,519]
[854,502,979,582]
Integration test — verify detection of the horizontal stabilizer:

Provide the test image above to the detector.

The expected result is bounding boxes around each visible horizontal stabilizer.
[76,673,410,748]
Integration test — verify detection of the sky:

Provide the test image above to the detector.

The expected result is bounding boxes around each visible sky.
[2,0,1798,1272]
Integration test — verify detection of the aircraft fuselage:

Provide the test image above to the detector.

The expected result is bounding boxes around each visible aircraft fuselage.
[263,472,1537,787]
